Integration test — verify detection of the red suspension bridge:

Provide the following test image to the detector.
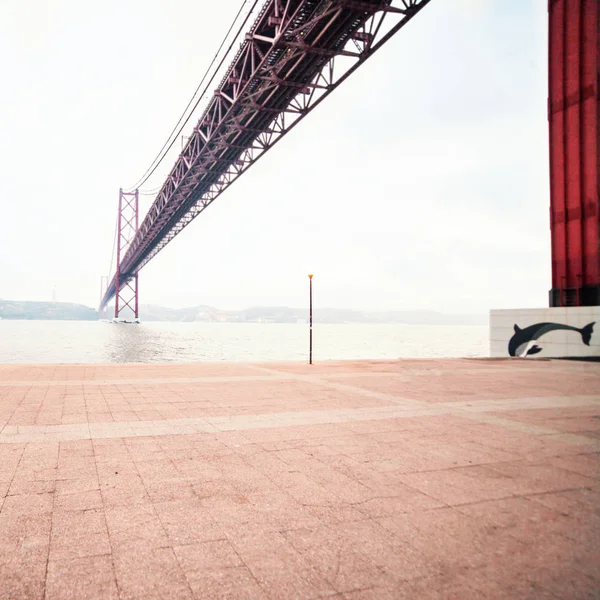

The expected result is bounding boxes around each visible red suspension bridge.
[100,0,600,319]
[99,0,433,319]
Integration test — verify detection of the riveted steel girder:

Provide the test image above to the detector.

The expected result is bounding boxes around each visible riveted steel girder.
[100,0,432,309]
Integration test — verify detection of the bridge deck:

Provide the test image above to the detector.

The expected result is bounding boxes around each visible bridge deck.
[0,358,598,598]
[101,0,433,309]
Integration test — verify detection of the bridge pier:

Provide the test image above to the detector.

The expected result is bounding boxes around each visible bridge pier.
[548,0,599,308]
[491,0,599,359]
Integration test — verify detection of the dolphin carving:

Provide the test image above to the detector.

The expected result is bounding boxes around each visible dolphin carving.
[508,321,595,357]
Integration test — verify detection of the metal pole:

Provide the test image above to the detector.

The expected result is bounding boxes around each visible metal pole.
[308,274,313,365]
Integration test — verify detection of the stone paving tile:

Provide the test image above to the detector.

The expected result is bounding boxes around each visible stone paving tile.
[173,539,243,572]
[45,554,119,599]
[324,367,600,403]
[489,406,600,435]
[0,358,598,598]
[183,566,268,600]
[0,545,48,600]
[49,508,111,561]
[104,504,167,551]
[112,546,194,600]
[54,488,103,511]
[232,530,339,598]
[283,524,401,591]
[155,498,225,545]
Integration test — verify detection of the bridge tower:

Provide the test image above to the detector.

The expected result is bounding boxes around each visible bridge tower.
[490,0,599,358]
[548,0,599,307]
[114,189,139,322]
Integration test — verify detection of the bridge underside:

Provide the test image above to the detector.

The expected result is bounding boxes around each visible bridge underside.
[99,0,432,311]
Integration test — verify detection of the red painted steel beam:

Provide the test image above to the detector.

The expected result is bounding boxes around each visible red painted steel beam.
[100,0,432,310]
[112,189,140,319]
[548,0,600,306]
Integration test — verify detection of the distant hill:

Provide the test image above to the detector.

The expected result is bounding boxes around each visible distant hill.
[0,299,487,325]
[137,304,487,325]
[0,300,96,320]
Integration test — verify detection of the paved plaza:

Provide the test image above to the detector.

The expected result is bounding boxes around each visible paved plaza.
[0,358,598,599]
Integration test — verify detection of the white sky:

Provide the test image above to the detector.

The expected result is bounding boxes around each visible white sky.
[0,0,549,314]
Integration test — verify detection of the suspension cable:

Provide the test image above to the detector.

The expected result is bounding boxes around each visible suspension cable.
[107,211,119,282]
[127,0,259,192]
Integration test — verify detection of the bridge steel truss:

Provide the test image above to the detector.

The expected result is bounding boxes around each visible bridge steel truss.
[100,0,431,310]
[114,189,140,320]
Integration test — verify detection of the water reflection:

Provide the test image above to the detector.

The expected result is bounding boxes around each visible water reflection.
[0,320,489,364]
[104,323,153,363]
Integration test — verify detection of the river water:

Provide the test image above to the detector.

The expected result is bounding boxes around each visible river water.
[0,321,488,364]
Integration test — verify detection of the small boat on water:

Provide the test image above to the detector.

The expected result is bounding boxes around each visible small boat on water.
[110,318,140,325]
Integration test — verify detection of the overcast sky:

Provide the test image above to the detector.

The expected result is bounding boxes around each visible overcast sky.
[0,0,548,314]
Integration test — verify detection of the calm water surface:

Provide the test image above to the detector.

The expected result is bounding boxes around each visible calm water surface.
[0,321,488,364]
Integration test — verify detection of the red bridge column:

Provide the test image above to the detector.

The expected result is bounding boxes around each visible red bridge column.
[548,0,600,307]
[115,188,140,321]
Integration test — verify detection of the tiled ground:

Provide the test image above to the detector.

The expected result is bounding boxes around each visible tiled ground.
[0,358,598,599]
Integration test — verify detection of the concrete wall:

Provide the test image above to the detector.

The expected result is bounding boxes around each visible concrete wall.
[490,306,599,359]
